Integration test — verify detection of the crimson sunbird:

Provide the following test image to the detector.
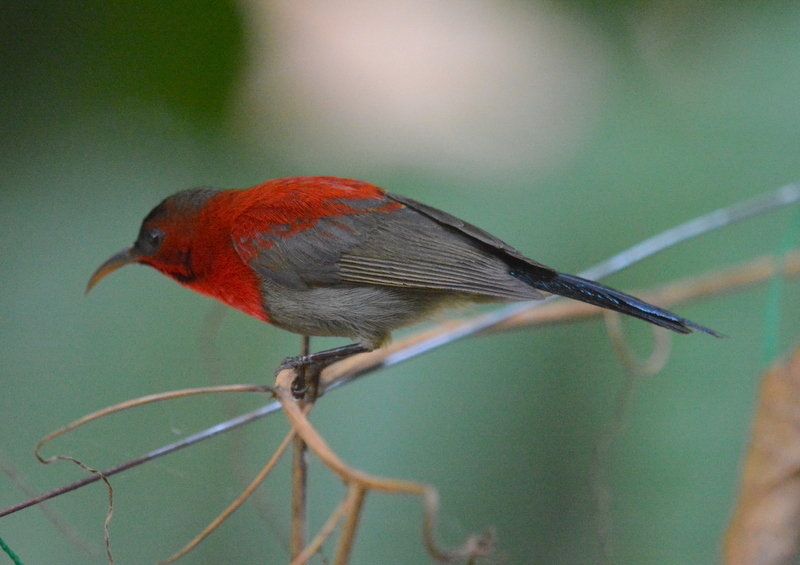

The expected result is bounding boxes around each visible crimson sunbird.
[88,177,719,369]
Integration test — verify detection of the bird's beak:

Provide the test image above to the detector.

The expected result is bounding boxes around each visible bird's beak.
[86,248,141,294]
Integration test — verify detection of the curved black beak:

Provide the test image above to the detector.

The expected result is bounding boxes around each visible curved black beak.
[86,248,141,294]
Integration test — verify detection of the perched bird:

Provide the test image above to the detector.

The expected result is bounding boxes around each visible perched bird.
[88,177,718,369]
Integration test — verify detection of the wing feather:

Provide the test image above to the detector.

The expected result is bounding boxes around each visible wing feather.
[231,184,543,301]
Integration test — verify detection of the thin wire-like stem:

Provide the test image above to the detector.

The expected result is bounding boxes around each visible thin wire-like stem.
[581,183,800,281]
[0,400,283,519]
[35,385,273,463]
[29,385,274,564]
[0,451,98,555]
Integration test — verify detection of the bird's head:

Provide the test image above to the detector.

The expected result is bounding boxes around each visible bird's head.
[87,188,221,293]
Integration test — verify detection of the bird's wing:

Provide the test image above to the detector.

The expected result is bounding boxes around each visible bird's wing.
[385,193,533,262]
[231,189,545,300]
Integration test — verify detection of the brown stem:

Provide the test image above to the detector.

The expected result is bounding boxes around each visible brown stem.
[290,495,349,565]
[161,430,295,564]
[334,486,367,565]
[291,336,311,561]
[274,370,495,563]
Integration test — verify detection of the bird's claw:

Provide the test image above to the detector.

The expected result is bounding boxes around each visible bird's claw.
[278,355,320,400]
[277,344,370,400]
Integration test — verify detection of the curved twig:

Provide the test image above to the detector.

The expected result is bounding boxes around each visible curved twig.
[274,370,495,563]
[161,429,295,564]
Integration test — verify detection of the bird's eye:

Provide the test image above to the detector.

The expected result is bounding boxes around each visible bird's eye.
[137,228,165,255]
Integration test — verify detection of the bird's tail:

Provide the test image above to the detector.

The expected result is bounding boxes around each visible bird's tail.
[515,270,721,337]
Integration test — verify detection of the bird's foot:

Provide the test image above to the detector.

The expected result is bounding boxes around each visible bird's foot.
[278,343,370,400]
[278,355,320,400]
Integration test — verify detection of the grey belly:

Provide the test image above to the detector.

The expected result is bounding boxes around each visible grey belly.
[260,281,453,348]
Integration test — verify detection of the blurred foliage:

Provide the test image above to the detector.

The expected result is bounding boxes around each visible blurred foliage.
[0,0,242,128]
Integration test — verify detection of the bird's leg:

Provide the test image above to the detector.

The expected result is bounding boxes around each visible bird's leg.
[282,343,369,399]
[291,336,311,559]
[291,336,311,401]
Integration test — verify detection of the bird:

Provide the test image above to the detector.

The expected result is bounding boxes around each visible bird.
[87,176,718,375]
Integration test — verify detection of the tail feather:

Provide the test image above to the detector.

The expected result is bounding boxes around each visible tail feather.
[516,271,721,337]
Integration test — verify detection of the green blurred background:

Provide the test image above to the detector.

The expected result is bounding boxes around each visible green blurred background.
[2,1,800,563]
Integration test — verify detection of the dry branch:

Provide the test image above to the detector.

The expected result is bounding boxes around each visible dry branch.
[275,369,496,564]
[6,184,800,563]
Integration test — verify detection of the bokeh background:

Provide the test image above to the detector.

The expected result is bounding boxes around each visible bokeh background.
[2,1,800,563]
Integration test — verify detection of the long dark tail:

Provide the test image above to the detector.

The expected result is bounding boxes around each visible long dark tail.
[515,270,721,337]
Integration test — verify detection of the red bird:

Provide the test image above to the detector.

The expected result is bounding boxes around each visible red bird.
[88,177,717,367]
